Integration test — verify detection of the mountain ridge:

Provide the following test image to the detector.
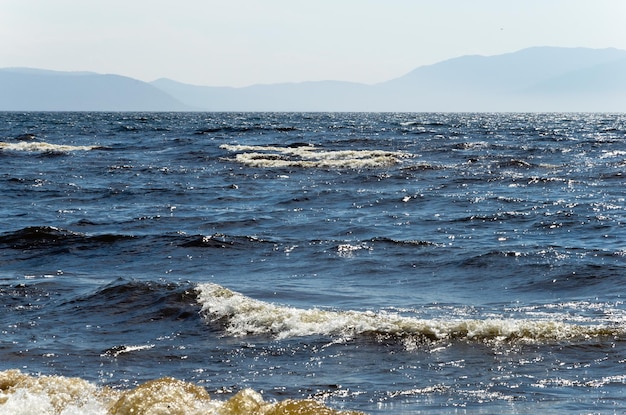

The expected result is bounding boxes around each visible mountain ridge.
[0,69,191,111]
[2,46,626,112]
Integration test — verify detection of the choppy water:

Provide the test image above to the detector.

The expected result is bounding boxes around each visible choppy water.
[1,112,625,414]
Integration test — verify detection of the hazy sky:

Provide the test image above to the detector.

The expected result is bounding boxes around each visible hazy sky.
[2,0,625,87]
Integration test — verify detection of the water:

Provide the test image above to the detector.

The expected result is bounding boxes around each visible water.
[0,112,625,414]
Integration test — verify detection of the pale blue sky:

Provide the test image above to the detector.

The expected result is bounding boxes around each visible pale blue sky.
[2,0,625,86]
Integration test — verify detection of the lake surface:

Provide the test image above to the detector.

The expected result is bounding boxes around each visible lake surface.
[1,112,625,414]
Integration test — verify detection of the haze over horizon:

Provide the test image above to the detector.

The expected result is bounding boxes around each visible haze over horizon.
[2,0,626,88]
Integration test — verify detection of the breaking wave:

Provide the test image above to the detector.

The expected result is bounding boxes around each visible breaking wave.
[219,144,410,168]
[196,283,624,344]
[0,370,363,415]
[0,141,100,153]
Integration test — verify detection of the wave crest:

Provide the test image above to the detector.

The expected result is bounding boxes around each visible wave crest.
[196,283,623,344]
[0,370,363,415]
[0,141,100,153]
[0,226,133,250]
[220,144,410,168]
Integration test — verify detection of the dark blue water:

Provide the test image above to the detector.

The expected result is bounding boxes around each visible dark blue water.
[1,112,625,414]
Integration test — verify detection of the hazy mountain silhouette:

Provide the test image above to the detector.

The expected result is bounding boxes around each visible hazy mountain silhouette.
[2,47,626,112]
[152,46,626,112]
[0,68,190,111]
[379,46,626,111]
[150,78,375,112]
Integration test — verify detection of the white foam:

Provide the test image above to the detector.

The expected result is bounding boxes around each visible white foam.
[0,389,56,415]
[196,283,624,344]
[0,142,99,153]
[600,150,626,158]
[337,243,370,257]
[100,344,155,357]
[0,371,108,415]
[0,370,361,415]
[219,144,410,168]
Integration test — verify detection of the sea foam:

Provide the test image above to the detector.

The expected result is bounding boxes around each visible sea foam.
[0,142,99,153]
[0,370,364,415]
[219,144,410,168]
[196,283,624,344]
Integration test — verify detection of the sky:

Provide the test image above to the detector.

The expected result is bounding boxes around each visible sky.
[2,0,626,87]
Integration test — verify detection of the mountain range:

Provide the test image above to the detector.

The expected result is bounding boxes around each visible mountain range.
[2,47,626,112]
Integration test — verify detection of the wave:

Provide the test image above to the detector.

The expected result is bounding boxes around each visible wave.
[399,120,450,128]
[0,141,101,153]
[195,125,298,135]
[452,211,533,223]
[219,144,411,169]
[369,236,440,248]
[62,279,200,327]
[180,233,272,249]
[0,226,134,250]
[196,283,624,345]
[0,227,276,254]
[0,370,363,415]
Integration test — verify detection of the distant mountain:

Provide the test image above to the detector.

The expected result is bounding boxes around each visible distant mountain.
[379,47,626,112]
[152,46,626,112]
[2,47,626,112]
[150,78,374,112]
[0,68,190,111]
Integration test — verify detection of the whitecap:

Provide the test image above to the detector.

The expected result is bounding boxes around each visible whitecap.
[219,144,410,168]
[196,283,624,344]
[0,370,362,415]
[0,142,100,153]
[101,344,155,358]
